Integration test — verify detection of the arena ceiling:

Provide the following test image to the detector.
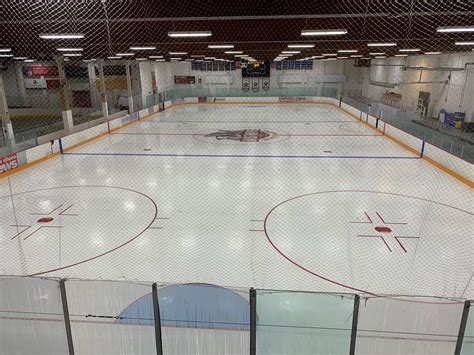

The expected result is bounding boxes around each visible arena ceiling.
[0,0,473,62]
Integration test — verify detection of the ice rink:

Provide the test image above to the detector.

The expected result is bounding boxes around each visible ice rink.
[1,103,472,299]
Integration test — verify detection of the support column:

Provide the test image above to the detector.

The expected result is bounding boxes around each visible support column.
[59,279,75,355]
[56,55,73,132]
[249,288,256,355]
[152,283,163,355]
[97,60,109,118]
[15,64,27,107]
[0,74,15,148]
[125,62,134,114]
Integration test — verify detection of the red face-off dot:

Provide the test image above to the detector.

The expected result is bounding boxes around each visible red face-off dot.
[375,226,392,233]
[37,217,54,223]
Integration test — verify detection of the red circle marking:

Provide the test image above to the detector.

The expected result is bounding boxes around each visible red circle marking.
[375,226,392,233]
[37,217,54,223]
[0,185,158,277]
[263,190,473,304]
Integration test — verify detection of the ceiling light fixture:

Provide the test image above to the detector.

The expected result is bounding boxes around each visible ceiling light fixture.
[116,53,134,56]
[57,48,83,52]
[288,44,315,48]
[0,54,13,58]
[437,26,474,33]
[168,31,212,38]
[368,42,397,47]
[130,46,156,50]
[169,52,187,55]
[425,51,442,55]
[149,56,163,59]
[455,41,474,46]
[322,53,338,56]
[13,57,27,60]
[225,51,243,54]
[24,59,36,62]
[281,51,301,54]
[338,49,358,53]
[40,33,85,39]
[0,48,12,52]
[399,48,421,52]
[301,29,348,36]
[107,56,122,59]
[369,52,386,55]
[208,44,234,49]
[63,53,82,57]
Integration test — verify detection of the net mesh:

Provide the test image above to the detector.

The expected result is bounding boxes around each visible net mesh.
[0,2,473,352]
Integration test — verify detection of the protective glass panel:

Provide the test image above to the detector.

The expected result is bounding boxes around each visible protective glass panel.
[159,284,250,355]
[461,302,474,355]
[0,276,69,354]
[66,279,155,355]
[256,290,355,354]
[356,296,465,355]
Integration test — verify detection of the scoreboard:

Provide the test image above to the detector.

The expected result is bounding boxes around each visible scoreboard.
[242,61,270,77]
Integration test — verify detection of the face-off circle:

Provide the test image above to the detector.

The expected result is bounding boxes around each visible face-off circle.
[263,190,473,298]
[0,185,158,276]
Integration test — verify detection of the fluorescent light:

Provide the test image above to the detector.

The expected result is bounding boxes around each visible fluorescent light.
[369,52,385,55]
[0,48,12,52]
[63,53,82,57]
[40,33,84,39]
[168,31,212,38]
[425,51,442,55]
[13,57,27,60]
[322,53,337,56]
[0,54,13,57]
[169,52,187,55]
[281,51,301,54]
[301,29,348,36]
[208,44,234,49]
[116,53,134,56]
[136,58,148,61]
[399,48,421,52]
[107,56,122,59]
[437,26,474,33]
[57,48,83,52]
[24,59,35,62]
[311,55,325,59]
[149,56,163,59]
[338,57,349,59]
[395,54,409,57]
[375,56,387,59]
[191,55,206,58]
[170,57,182,60]
[338,49,358,53]
[455,41,474,46]
[130,46,156,50]
[204,57,216,60]
[288,44,315,48]
[350,55,363,58]
[368,42,397,47]
[225,51,243,54]
[235,54,249,57]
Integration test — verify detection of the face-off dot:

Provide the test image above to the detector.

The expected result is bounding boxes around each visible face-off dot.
[375,226,392,233]
[37,217,54,223]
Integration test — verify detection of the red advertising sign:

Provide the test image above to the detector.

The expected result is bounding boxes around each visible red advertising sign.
[31,66,59,77]
[0,153,18,174]
[174,76,195,84]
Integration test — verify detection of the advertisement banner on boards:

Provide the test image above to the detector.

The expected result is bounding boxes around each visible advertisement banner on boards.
[24,78,47,89]
[0,153,18,174]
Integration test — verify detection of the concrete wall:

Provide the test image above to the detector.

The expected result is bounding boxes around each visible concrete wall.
[362,51,474,122]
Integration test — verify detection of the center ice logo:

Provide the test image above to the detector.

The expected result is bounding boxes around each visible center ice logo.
[204,129,277,142]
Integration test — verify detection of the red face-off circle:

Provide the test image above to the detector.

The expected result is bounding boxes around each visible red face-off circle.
[375,226,392,233]
[37,217,54,223]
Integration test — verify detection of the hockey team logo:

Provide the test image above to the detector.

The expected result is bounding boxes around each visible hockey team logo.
[204,129,278,142]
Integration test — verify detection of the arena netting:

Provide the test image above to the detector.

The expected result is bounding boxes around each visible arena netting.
[0,1,473,354]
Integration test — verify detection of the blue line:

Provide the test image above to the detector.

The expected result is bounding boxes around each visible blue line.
[64,152,420,160]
